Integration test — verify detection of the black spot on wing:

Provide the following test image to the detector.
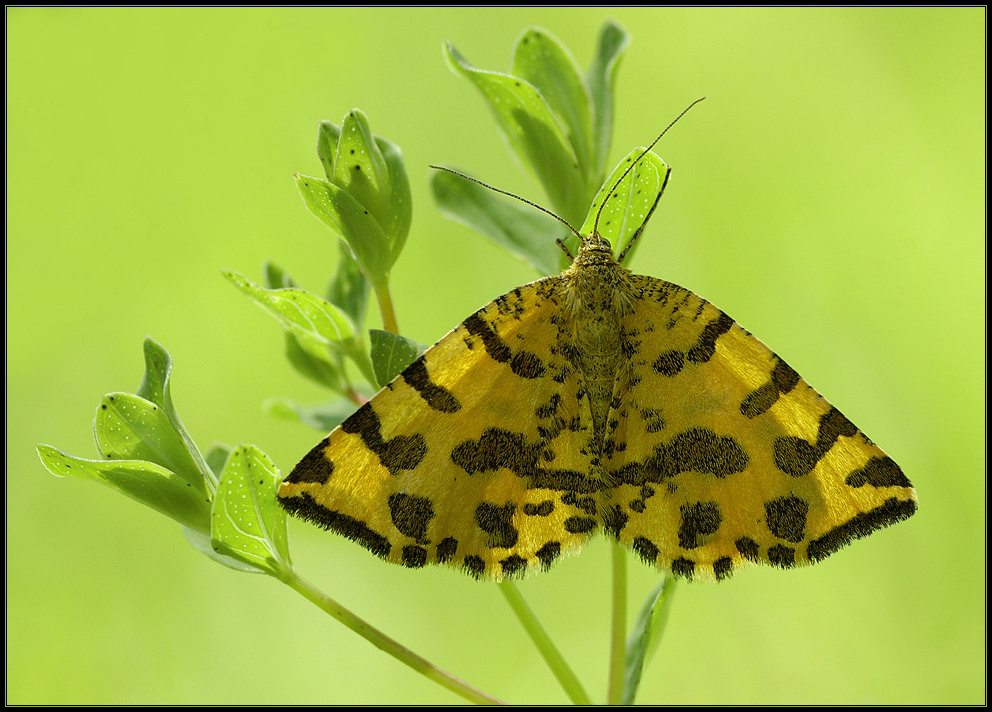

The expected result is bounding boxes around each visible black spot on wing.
[388,492,435,544]
[640,408,665,433]
[773,406,860,477]
[650,312,734,378]
[713,556,734,581]
[463,555,486,578]
[768,544,796,568]
[764,495,809,544]
[601,504,628,538]
[616,427,749,487]
[284,437,334,485]
[535,394,561,419]
[531,470,599,495]
[535,541,561,569]
[562,492,598,514]
[463,312,511,363]
[451,428,539,476]
[523,500,554,516]
[402,357,461,413]
[678,501,723,549]
[340,403,427,475]
[771,358,801,392]
[510,350,546,379]
[846,456,912,488]
[773,436,820,477]
[663,428,748,478]
[632,536,659,565]
[740,383,778,420]
[500,554,528,577]
[653,350,684,376]
[671,557,695,579]
[475,502,518,548]
[563,516,596,534]
[279,492,390,559]
[740,357,801,419]
[806,497,917,562]
[686,312,734,364]
[451,427,595,494]
[436,537,458,564]
[401,545,428,568]
[735,537,760,562]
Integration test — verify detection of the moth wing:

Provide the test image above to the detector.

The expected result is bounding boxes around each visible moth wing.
[602,274,917,581]
[279,277,602,580]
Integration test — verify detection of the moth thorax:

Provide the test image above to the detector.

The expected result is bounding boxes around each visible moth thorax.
[566,259,634,318]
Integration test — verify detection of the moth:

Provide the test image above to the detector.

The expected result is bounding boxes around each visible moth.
[278,115,917,582]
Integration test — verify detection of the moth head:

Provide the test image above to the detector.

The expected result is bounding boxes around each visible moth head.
[577,231,613,257]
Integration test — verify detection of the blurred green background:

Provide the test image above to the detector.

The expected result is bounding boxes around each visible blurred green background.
[6,7,984,705]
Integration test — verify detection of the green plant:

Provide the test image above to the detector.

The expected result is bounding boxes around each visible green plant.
[37,20,676,705]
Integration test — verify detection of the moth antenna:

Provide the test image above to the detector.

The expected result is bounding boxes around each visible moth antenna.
[430,165,582,242]
[616,165,671,264]
[593,96,706,237]
[555,238,575,261]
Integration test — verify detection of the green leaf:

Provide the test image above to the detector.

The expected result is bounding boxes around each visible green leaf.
[578,147,668,264]
[204,443,232,479]
[586,20,630,177]
[326,240,371,331]
[94,392,205,497]
[316,119,342,180]
[183,526,261,573]
[225,270,376,386]
[257,262,357,392]
[260,271,348,391]
[310,111,412,284]
[623,576,676,705]
[210,444,291,578]
[263,396,365,432]
[282,330,347,392]
[262,260,298,289]
[443,41,588,226]
[512,27,595,188]
[374,129,413,256]
[37,444,211,535]
[225,270,356,345]
[332,110,393,236]
[134,337,214,492]
[295,173,394,288]
[369,329,426,387]
[430,167,566,277]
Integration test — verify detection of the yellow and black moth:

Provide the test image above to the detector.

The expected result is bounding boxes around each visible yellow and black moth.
[278,135,917,582]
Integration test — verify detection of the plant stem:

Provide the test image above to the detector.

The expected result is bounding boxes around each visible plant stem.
[375,282,400,334]
[345,386,369,407]
[498,581,591,705]
[284,569,503,705]
[607,541,627,705]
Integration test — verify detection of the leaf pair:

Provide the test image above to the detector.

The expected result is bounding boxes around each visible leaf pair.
[444,21,629,225]
[432,20,638,274]
[224,268,374,390]
[37,338,291,578]
[297,110,412,293]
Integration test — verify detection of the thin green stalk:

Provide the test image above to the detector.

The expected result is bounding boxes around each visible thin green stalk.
[498,580,591,705]
[374,281,400,335]
[607,541,627,705]
[284,568,503,705]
